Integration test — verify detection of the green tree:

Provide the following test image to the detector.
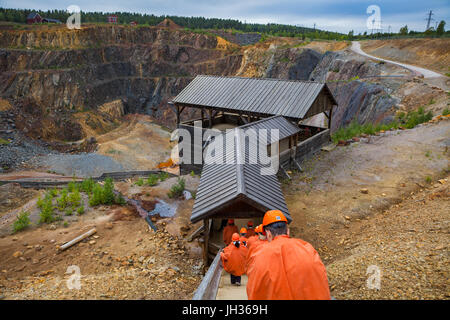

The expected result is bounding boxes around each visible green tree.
[399,25,408,35]
[436,20,445,36]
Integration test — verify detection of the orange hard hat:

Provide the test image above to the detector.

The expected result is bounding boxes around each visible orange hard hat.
[232,233,240,241]
[262,210,287,227]
[228,219,234,224]
[247,221,253,227]
[255,224,262,233]
[240,227,247,234]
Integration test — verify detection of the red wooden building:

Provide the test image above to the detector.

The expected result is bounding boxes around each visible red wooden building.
[26,12,42,24]
[107,15,118,24]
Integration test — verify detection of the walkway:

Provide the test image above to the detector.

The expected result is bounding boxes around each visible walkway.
[350,41,443,79]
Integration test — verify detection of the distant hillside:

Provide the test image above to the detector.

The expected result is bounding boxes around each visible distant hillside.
[0,7,347,40]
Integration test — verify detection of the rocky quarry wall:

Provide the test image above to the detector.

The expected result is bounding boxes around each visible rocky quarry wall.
[0,25,422,142]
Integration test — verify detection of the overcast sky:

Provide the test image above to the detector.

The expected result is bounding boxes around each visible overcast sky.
[2,0,449,34]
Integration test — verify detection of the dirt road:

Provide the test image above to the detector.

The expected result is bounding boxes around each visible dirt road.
[351,41,443,79]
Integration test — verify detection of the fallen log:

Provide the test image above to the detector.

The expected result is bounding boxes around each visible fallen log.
[59,228,97,251]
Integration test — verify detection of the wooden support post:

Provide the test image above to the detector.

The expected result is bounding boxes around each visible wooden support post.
[176,105,180,126]
[203,219,210,274]
[201,109,205,124]
[328,106,334,129]
[208,109,213,128]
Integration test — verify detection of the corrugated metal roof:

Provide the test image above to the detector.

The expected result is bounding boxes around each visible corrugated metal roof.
[239,115,300,144]
[172,75,336,119]
[191,127,291,223]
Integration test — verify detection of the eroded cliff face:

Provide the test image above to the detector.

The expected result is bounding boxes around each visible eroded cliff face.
[236,42,404,131]
[0,25,242,141]
[0,25,423,142]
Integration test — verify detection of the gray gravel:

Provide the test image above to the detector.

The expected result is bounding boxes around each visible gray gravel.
[26,153,124,178]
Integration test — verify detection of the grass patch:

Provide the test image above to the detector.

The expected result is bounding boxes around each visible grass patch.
[0,138,11,145]
[443,107,450,116]
[147,174,159,186]
[135,178,144,186]
[425,176,432,184]
[332,107,433,144]
[168,178,185,199]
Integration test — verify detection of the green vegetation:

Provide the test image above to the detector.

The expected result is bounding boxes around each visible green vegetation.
[397,107,433,129]
[442,107,450,116]
[65,207,73,216]
[425,176,432,184]
[39,197,56,223]
[332,107,433,144]
[80,177,95,194]
[57,189,69,210]
[3,7,446,41]
[147,174,159,186]
[168,178,186,199]
[159,171,169,181]
[0,138,10,145]
[77,206,85,215]
[135,178,145,186]
[88,177,120,206]
[13,211,30,233]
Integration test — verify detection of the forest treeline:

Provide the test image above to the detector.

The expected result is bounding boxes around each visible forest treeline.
[0,7,447,41]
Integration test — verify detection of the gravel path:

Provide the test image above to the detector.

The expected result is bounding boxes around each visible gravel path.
[351,41,443,79]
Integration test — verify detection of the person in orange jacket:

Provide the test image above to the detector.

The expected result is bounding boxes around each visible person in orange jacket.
[246,224,263,249]
[239,227,248,247]
[246,210,331,300]
[223,219,239,245]
[246,221,256,238]
[220,233,248,286]
[245,224,267,272]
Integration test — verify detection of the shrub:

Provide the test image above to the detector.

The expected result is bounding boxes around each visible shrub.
[80,177,95,194]
[147,174,159,186]
[102,178,115,205]
[425,176,432,184]
[89,183,103,206]
[13,211,30,233]
[65,208,73,216]
[135,178,144,186]
[88,178,122,206]
[168,178,185,199]
[57,189,69,210]
[39,199,55,224]
[159,171,169,181]
[77,206,85,215]
[114,194,127,205]
[48,188,59,198]
[68,189,81,207]
[67,180,79,193]
[443,108,450,116]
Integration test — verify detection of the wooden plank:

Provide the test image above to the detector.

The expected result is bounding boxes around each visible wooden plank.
[192,251,223,300]
[59,228,97,251]
[202,219,210,274]
[187,224,205,242]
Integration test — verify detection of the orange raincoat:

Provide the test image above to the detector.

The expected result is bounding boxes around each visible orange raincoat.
[220,242,248,276]
[246,228,256,238]
[223,224,239,245]
[246,235,259,249]
[246,235,330,300]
